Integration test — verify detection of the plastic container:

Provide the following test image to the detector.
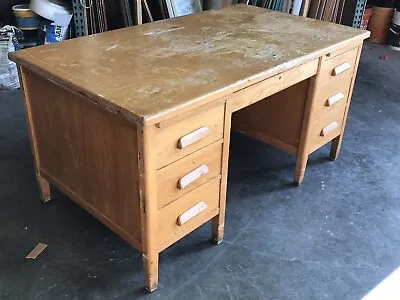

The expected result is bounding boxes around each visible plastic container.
[388,10,400,51]
[394,9,400,25]
[368,7,394,43]
[12,4,40,30]
[361,7,373,30]
[30,0,72,24]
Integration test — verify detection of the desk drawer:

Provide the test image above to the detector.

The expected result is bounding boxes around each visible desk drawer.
[157,141,223,209]
[319,47,358,87]
[308,105,347,153]
[158,178,220,250]
[311,77,352,120]
[155,104,224,169]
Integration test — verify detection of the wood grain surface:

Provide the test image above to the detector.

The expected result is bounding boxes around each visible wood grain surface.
[9,4,369,125]
[24,69,143,247]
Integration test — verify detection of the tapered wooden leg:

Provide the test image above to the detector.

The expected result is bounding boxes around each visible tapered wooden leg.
[36,174,51,203]
[330,135,342,161]
[212,102,231,245]
[143,252,159,292]
[137,125,159,292]
[294,152,309,186]
[212,215,224,245]
[294,70,319,186]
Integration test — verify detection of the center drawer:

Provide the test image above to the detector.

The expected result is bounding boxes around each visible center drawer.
[157,141,223,209]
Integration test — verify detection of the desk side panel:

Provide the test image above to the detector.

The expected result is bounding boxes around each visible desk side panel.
[22,68,142,249]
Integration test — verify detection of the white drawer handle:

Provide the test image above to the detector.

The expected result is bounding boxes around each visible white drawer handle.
[326,92,345,106]
[177,165,209,190]
[177,127,211,149]
[332,62,351,76]
[321,122,339,137]
[177,201,207,226]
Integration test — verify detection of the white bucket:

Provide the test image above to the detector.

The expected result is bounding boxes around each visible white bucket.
[393,10,400,25]
[30,0,72,26]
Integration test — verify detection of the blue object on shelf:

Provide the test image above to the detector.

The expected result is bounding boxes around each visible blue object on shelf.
[40,20,69,44]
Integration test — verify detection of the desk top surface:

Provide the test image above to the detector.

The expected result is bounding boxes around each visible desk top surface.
[11,4,369,124]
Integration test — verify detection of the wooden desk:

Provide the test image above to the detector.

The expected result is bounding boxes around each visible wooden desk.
[10,4,369,292]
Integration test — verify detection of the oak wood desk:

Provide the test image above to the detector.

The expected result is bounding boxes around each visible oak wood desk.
[10,4,370,292]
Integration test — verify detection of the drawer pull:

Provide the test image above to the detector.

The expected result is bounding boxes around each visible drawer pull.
[332,62,351,76]
[177,164,209,190]
[177,127,211,149]
[177,201,208,226]
[326,92,345,106]
[320,122,339,137]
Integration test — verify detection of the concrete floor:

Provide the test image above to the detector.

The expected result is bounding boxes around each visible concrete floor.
[1,42,400,300]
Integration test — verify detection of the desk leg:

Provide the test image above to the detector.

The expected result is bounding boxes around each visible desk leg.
[143,252,159,292]
[138,126,159,292]
[36,176,51,203]
[294,151,308,186]
[212,101,231,244]
[330,136,341,160]
[294,73,319,185]
[17,67,51,203]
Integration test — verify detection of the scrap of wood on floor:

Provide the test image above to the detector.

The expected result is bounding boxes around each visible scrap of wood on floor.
[26,243,48,259]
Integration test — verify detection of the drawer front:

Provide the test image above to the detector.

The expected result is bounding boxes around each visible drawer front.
[157,141,223,209]
[156,104,225,168]
[319,47,358,87]
[158,178,220,251]
[311,76,352,120]
[308,104,347,153]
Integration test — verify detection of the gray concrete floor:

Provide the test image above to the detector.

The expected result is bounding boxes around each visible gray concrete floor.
[1,42,400,300]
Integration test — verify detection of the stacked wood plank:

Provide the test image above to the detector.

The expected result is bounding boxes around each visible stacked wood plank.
[307,0,345,23]
[79,0,153,35]
[238,0,293,13]
[86,0,108,34]
[237,0,345,21]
